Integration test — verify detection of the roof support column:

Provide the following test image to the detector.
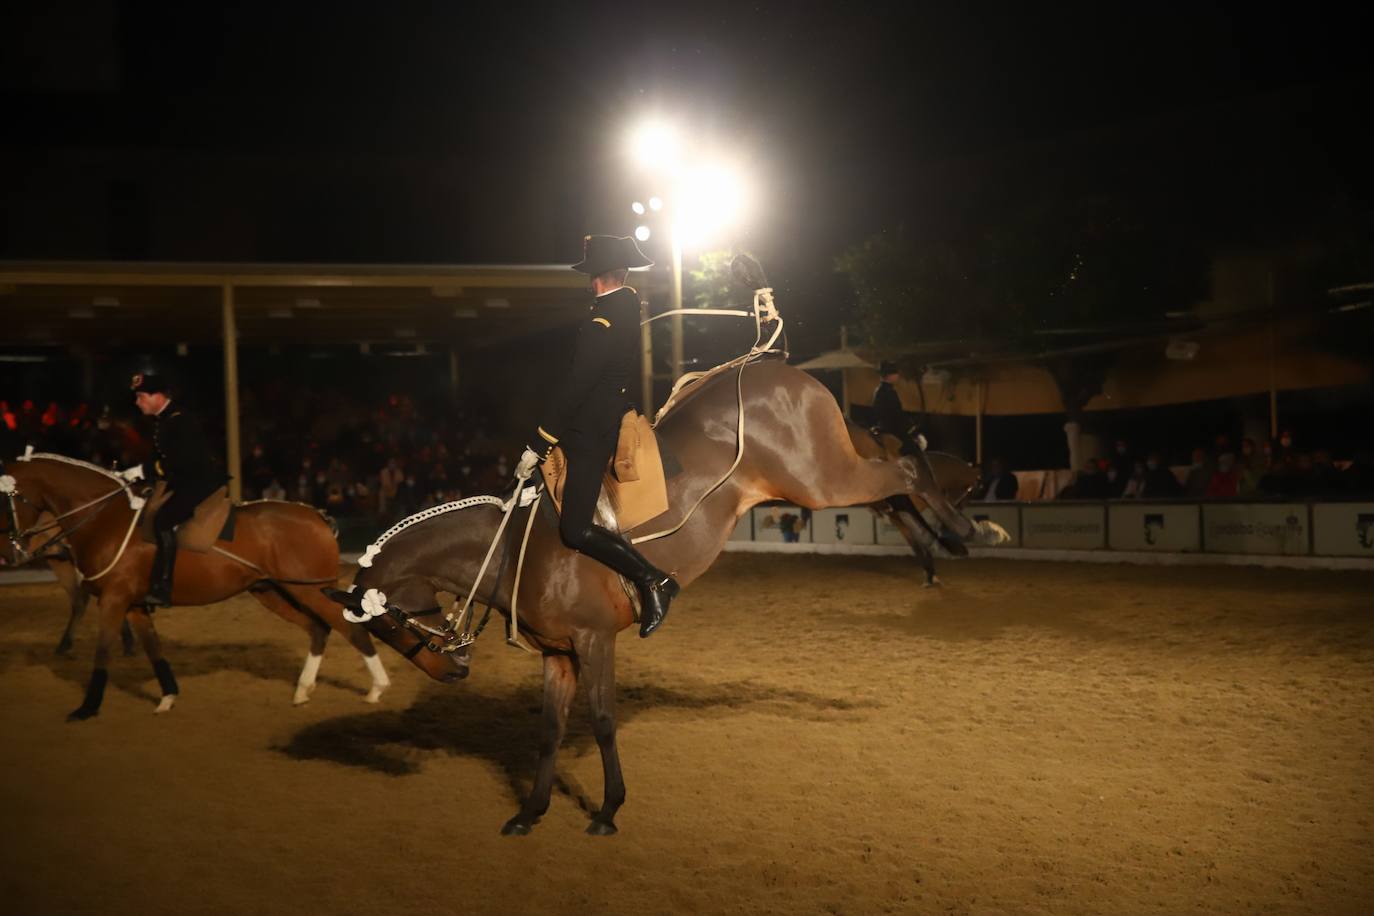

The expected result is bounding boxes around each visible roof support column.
[640,300,654,416]
[221,284,242,501]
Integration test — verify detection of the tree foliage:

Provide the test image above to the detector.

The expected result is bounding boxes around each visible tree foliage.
[837,197,1210,415]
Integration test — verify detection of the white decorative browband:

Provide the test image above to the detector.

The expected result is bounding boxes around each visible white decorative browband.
[356,494,505,568]
[0,475,15,495]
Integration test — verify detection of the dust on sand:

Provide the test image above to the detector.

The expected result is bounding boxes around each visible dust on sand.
[0,556,1370,915]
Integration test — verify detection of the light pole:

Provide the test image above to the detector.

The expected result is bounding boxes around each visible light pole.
[627,120,751,413]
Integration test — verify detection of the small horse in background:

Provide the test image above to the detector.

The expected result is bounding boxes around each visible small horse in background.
[328,358,1007,835]
[0,453,464,720]
[846,420,981,586]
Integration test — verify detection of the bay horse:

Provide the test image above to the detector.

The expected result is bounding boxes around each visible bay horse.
[845,420,981,586]
[0,453,464,721]
[329,357,1006,835]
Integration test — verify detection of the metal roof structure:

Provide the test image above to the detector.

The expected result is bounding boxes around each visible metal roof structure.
[0,260,596,350]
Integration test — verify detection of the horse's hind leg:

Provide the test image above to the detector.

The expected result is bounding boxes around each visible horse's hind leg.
[127,609,179,713]
[576,631,625,836]
[284,584,390,704]
[502,652,579,836]
[248,586,332,706]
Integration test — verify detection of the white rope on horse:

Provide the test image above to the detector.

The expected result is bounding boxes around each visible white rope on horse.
[82,500,146,580]
[356,494,506,568]
[629,286,783,545]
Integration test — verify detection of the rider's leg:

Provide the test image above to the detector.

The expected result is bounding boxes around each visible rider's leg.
[145,492,194,607]
[558,443,679,638]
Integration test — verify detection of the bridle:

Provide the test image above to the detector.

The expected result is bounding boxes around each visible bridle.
[0,457,141,571]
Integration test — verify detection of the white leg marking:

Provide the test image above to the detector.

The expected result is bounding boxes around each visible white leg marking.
[293,652,323,706]
[155,695,176,714]
[363,653,390,704]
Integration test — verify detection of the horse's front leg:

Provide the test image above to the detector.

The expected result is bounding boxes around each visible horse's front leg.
[576,630,625,835]
[67,589,135,721]
[127,609,179,713]
[502,651,579,836]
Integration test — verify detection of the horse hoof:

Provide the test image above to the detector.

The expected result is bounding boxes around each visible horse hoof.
[292,684,316,706]
[155,695,177,714]
[364,686,386,704]
[66,706,99,722]
[586,820,618,836]
[500,819,532,837]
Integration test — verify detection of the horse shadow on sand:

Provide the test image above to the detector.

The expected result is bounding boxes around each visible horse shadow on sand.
[275,675,879,816]
[0,637,368,706]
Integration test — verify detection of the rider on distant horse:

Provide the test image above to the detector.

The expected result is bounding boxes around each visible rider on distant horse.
[515,235,679,637]
[872,360,926,456]
[119,372,225,608]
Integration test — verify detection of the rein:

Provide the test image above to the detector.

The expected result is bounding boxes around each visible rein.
[1,464,145,578]
[629,286,785,545]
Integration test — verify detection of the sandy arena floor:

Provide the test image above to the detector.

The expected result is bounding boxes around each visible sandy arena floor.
[0,555,1371,915]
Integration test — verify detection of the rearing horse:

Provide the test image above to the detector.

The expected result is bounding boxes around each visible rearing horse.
[0,453,465,720]
[330,357,1005,835]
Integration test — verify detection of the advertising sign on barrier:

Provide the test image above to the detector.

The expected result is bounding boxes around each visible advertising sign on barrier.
[812,507,876,545]
[1203,503,1307,555]
[965,504,1020,548]
[1108,504,1200,552]
[1311,503,1374,558]
[752,504,812,544]
[1021,504,1106,549]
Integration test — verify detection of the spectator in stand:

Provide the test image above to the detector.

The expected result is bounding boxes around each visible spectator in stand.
[1206,452,1241,498]
[1184,447,1211,498]
[1110,439,1134,488]
[1119,460,1148,499]
[1311,449,1344,497]
[1142,451,1183,498]
[976,457,1019,501]
[245,443,275,500]
[262,477,287,501]
[378,457,403,519]
[1237,437,1265,496]
[395,473,421,518]
[1058,458,1105,500]
[1344,450,1374,497]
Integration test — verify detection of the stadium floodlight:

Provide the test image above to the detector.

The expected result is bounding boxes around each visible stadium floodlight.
[629,120,680,171]
[635,225,651,241]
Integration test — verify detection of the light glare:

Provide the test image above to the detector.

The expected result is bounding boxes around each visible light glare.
[635,225,651,242]
[630,122,679,170]
[631,201,645,215]
[648,196,663,211]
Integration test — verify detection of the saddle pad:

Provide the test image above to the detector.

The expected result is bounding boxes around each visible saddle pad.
[542,414,670,532]
[139,483,236,552]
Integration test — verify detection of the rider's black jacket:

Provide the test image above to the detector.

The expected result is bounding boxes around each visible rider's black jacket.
[139,403,226,502]
[529,286,640,458]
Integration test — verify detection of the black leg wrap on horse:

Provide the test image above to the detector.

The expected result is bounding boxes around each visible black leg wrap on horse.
[68,668,108,721]
[153,658,179,696]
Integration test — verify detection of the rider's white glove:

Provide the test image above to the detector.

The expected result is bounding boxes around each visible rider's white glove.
[515,447,540,479]
[118,465,145,482]
[916,434,929,451]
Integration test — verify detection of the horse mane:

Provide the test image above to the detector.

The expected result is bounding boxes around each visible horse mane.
[358,493,507,566]
[20,452,123,483]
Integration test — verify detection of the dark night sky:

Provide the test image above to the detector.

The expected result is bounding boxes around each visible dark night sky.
[3,1,1372,341]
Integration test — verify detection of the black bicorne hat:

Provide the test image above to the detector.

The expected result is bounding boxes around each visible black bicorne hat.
[130,372,169,395]
[571,235,654,276]
[879,360,899,376]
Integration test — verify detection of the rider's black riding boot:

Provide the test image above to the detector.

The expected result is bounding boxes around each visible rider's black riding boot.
[576,527,680,638]
[144,528,177,608]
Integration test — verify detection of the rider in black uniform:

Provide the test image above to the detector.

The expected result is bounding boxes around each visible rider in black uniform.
[515,235,679,637]
[121,372,226,607]
[871,360,924,455]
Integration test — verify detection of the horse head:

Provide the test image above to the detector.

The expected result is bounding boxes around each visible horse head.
[0,456,45,567]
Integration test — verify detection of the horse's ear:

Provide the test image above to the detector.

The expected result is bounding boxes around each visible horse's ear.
[730,253,769,291]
